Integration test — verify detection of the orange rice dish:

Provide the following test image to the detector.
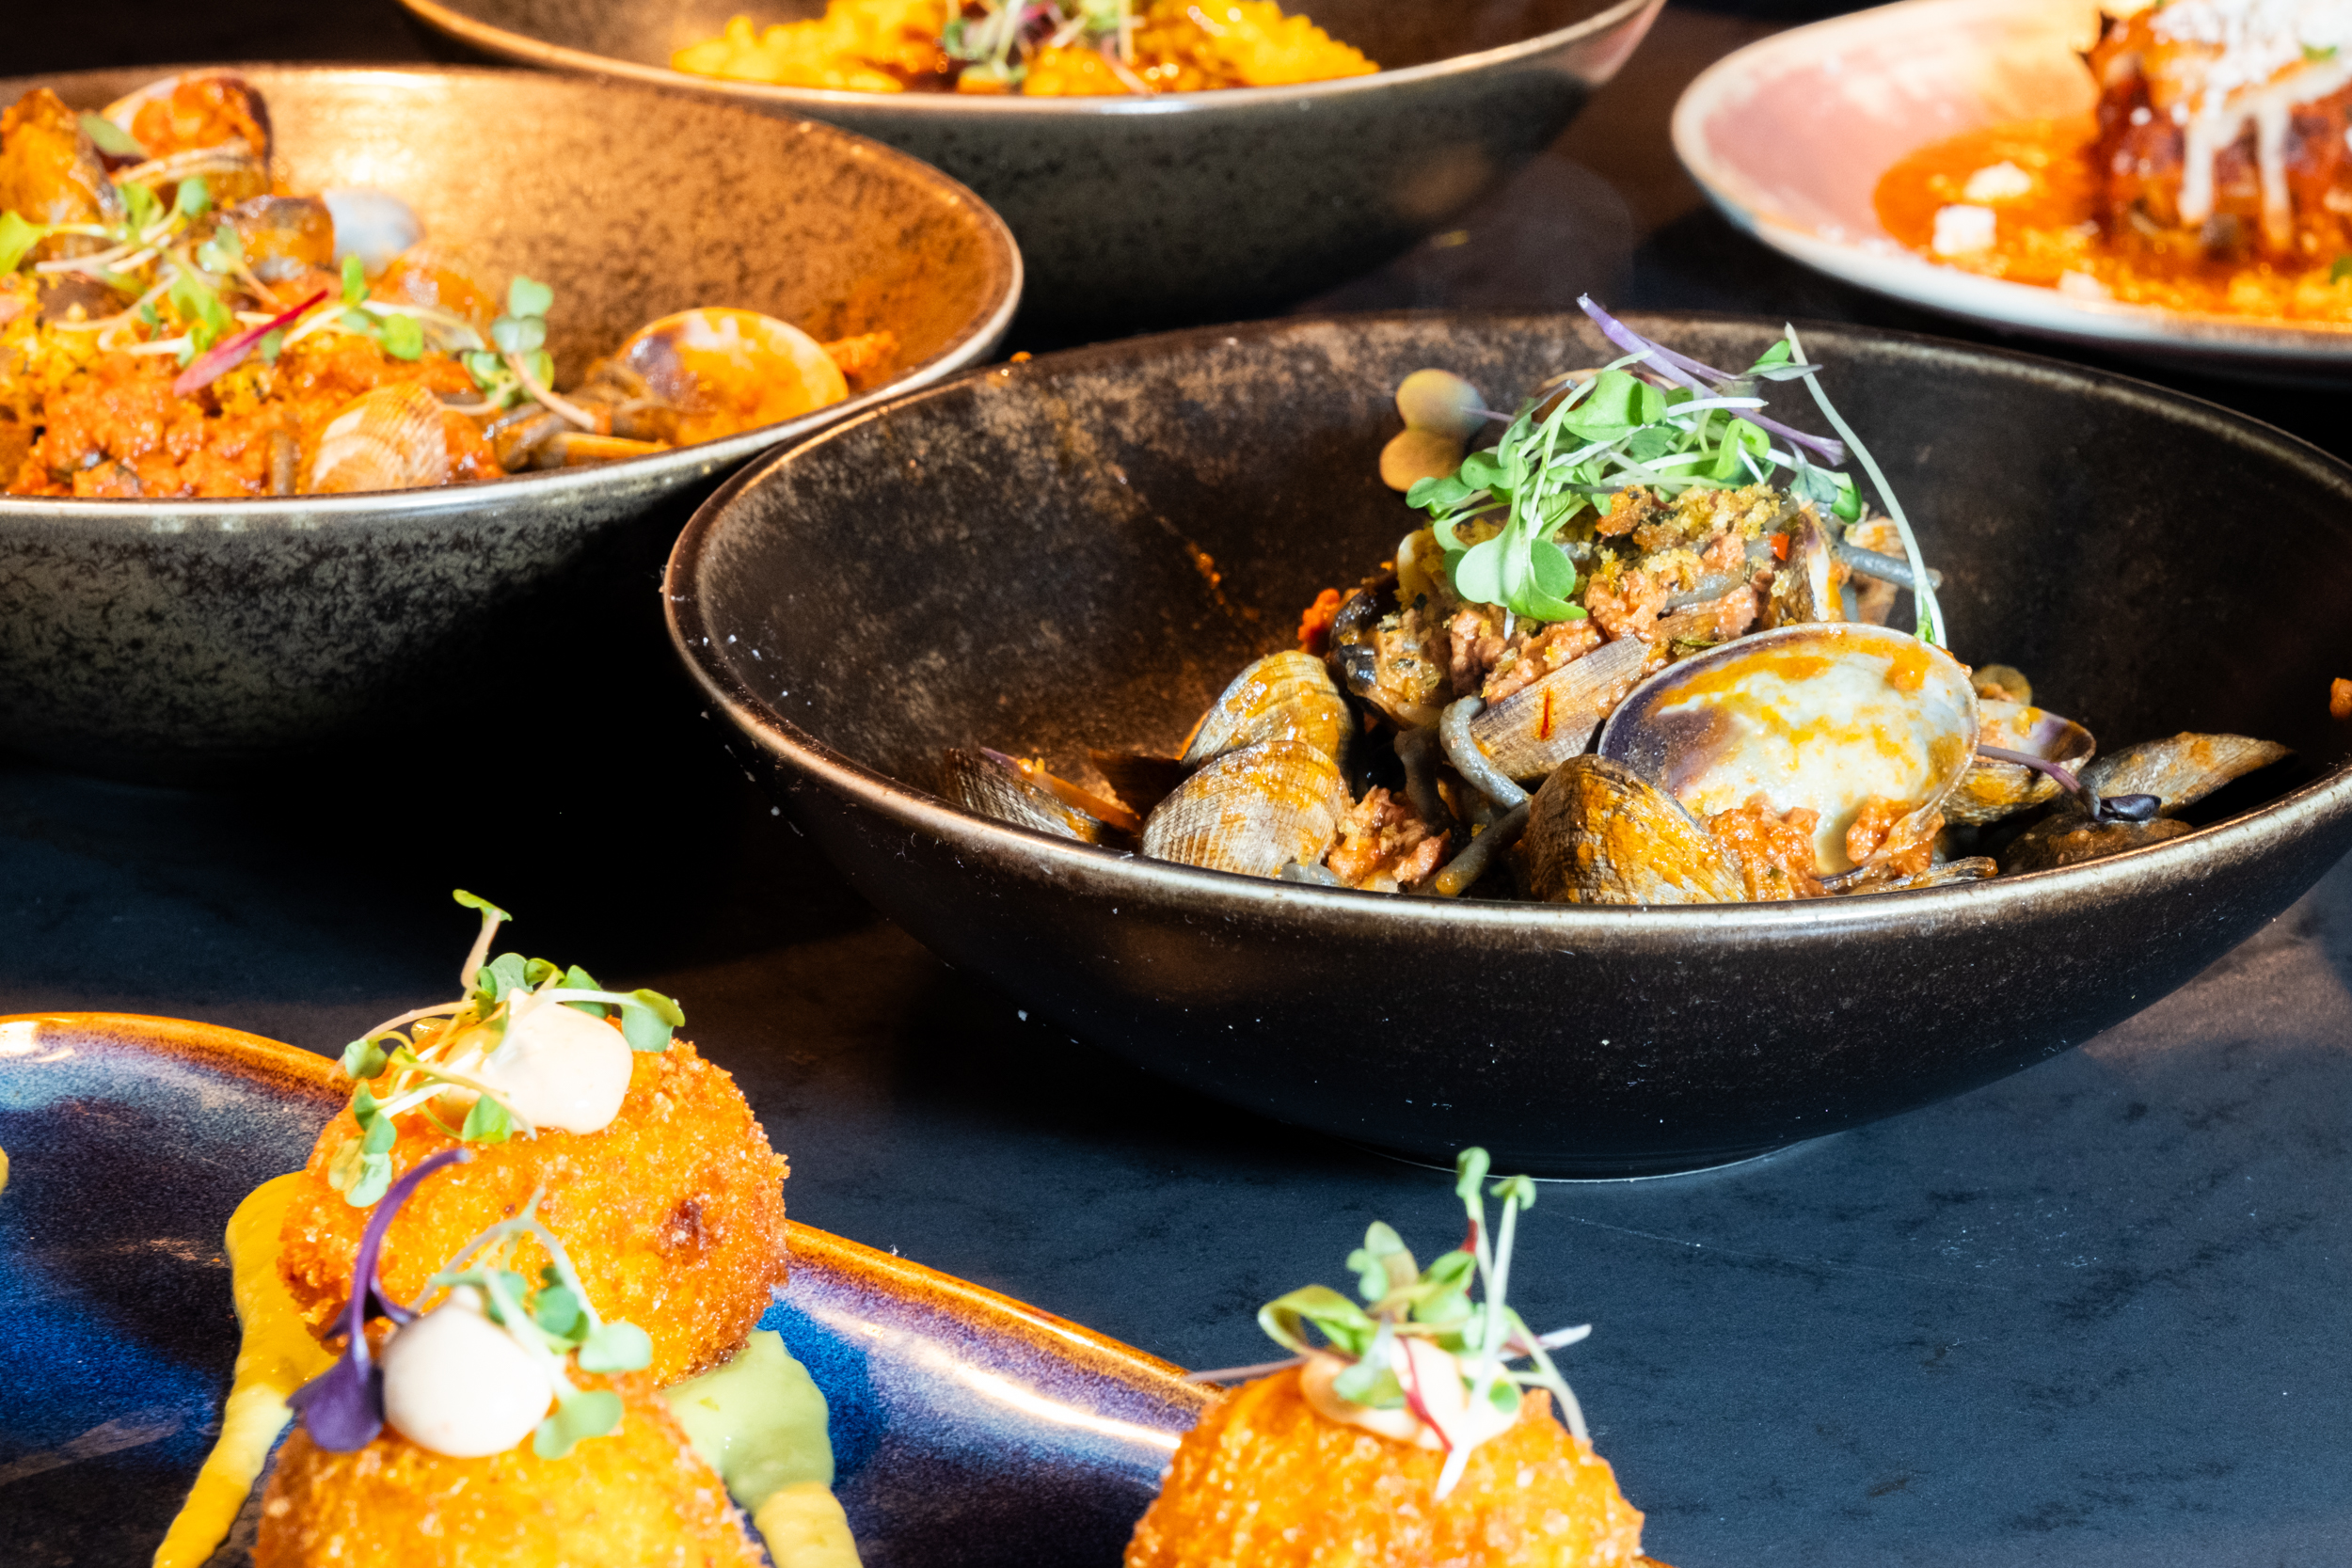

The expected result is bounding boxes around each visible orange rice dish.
[1877,2,2352,325]
[673,0,1376,96]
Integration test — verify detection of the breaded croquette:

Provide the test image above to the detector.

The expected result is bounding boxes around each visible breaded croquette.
[278,1037,787,1385]
[259,1372,765,1568]
[1125,1369,1645,1568]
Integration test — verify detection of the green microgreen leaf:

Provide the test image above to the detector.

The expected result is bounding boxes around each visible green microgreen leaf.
[341,1035,390,1080]
[258,327,283,364]
[1331,1356,1406,1408]
[533,1389,623,1459]
[79,113,147,158]
[195,222,244,276]
[1259,1285,1377,1359]
[577,1320,653,1374]
[342,254,366,304]
[473,951,532,1006]
[0,212,51,275]
[377,311,424,360]
[616,989,682,1053]
[116,180,160,235]
[453,889,512,921]
[167,269,231,351]
[460,1092,513,1144]
[560,965,609,1017]
[533,1281,588,1342]
[506,275,553,321]
[348,1150,392,1207]
[489,313,546,355]
[1454,1146,1492,1201]
[1346,1220,1418,1304]
[173,177,212,219]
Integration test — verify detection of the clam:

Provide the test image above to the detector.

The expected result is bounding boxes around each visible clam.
[324,189,427,277]
[1462,635,1649,784]
[203,196,337,284]
[0,88,123,253]
[308,383,453,495]
[588,309,849,447]
[1596,622,1979,876]
[101,71,272,205]
[1516,755,1747,906]
[1179,651,1351,769]
[941,748,1136,844]
[1327,575,1448,730]
[1139,740,1350,879]
[1760,508,1844,628]
[2080,733,2291,815]
[1945,700,2096,827]
[1998,732,2292,875]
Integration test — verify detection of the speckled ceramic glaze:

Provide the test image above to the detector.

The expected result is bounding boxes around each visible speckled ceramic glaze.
[0,1012,1202,1567]
[0,66,1020,783]
[1674,0,2352,375]
[397,0,1662,327]
[666,310,2352,1177]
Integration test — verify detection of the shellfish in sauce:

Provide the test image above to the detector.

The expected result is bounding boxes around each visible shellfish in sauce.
[0,73,894,499]
[943,303,2293,901]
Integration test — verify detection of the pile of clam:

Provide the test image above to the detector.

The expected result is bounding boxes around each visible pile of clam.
[941,599,2290,909]
[1,71,853,496]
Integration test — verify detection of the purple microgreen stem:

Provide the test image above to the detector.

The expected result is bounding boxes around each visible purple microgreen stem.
[1975,745,2160,824]
[1182,1354,1309,1385]
[1576,294,1846,465]
[290,1146,473,1450]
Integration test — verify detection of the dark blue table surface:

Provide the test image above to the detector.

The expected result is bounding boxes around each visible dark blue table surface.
[6,5,2349,1563]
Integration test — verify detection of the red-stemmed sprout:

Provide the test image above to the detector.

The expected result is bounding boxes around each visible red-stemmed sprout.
[1976,744,2161,825]
[287,1147,473,1450]
[170,286,327,397]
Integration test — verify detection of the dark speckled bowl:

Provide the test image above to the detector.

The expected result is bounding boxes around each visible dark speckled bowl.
[666,310,2352,1177]
[0,66,1019,784]
[398,0,1661,329]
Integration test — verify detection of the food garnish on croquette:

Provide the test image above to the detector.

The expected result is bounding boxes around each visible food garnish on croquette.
[1127,1148,1650,1567]
[259,1148,769,1567]
[276,891,789,1385]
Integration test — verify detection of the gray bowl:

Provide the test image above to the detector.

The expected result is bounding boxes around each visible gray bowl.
[666,311,2352,1177]
[0,65,1019,783]
[398,0,1663,328]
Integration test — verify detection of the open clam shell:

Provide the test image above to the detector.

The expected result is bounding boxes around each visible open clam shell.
[1946,700,2096,827]
[1597,622,1979,875]
[1139,739,1349,879]
[2082,733,2292,816]
[1465,634,1648,784]
[607,308,849,447]
[1518,755,1747,906]
[941,748,1124,845]
[1178,650,1350,769]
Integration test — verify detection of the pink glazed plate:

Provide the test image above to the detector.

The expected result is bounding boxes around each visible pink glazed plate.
[1671,0,2352,375]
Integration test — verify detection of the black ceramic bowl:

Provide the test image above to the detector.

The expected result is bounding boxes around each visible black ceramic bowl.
[667,312,2352,1177]
[399,0,1661,329]
[0,65,1019,783]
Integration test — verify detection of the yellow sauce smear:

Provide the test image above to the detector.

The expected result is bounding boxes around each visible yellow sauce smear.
[1875,117,2352,322]
[153,1175,334,1568]
[158,1176,859,1568]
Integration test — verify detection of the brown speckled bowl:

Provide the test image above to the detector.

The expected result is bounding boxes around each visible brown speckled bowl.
[0,65,1019,783]
[397,0,1662,328]
[666,310,2352,1177]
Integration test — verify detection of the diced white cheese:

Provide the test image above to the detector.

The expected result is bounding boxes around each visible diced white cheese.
[1962,161,2035,201]
[1931,205,1999,256]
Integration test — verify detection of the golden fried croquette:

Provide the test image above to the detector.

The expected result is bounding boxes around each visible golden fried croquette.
[1126,1367,1648,1568]
[279,1037,786,1385]
[257,1373,764,1568]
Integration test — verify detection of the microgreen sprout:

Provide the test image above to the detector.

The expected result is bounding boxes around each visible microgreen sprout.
[1188,1147,1591,1500]
[288,1146,472,1450]
[325,890,685,1206]
[1404,298,1946,645]
[944,0,1138,87]
[422,1189,655,1458]
[289,1162,652,1460]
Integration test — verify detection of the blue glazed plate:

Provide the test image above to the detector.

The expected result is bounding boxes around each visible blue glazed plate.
[0,1012,1207,1568]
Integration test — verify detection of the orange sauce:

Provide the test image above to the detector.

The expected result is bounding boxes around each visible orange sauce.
[1875,117,2352,322]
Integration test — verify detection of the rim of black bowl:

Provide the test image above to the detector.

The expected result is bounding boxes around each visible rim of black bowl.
[0,63,1023,528]
[666,308,2352,936]
[399,0,1661,119]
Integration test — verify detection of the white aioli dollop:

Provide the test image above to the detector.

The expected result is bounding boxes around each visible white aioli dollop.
[380,1290,552,1457]
[441,995,634,1135]
[1298,1340,1522,1454]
